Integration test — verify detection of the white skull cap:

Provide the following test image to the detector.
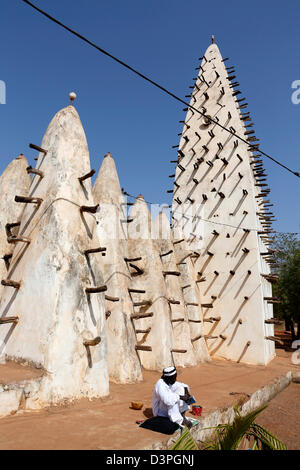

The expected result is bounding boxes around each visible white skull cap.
[163,366,177,377]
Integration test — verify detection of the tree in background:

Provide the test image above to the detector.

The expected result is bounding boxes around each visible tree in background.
[272,232,300,339]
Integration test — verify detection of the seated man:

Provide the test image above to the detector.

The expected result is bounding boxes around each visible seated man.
[140,366,193,434]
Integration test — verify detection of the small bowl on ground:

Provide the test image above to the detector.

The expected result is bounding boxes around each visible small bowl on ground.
[131,401,143,410]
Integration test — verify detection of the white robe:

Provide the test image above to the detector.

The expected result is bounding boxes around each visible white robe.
[152,378,190,425]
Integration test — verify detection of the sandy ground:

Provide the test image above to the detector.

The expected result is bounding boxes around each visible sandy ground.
[0,349,299,450]
[0,361,44,384]
[256,382,300,450]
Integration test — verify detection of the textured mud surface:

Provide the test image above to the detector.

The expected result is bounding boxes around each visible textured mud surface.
[0,349,298,450]
[256,382,300,450]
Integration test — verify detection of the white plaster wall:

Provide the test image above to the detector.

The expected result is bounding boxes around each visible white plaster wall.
[127,196,174,371]
[171,236,211,364]
[0,106,109,403]
[171,42,275,365]
[0,155,31,289]
[93,154,143,383]
[153,211,198,367]
[0,377,43,417]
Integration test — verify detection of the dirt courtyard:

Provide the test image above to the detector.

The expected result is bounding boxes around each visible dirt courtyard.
[256,382,300,450]
[0,349,299,450]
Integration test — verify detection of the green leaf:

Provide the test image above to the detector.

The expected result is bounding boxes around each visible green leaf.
[170,427,198,451]
[250,438,259,450]
[250,423,288,450]
[217,404,268,450]
[171,404,287,451]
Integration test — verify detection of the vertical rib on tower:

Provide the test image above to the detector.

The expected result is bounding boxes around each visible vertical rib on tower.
[0,155,31,287]
[93,153,143,383]
[171,40,275,365]
[171,233,211,363]
[153,210,198,367]
[127,196,174,371]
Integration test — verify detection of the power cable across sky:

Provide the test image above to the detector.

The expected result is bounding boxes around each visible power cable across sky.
[21,0,300,180]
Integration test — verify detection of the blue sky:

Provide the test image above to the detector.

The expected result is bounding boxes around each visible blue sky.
[1,0,299,234]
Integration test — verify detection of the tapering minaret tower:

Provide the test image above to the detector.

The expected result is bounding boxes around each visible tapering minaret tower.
[153,210,198,367]
[93,153,143,383]
[170,233,211,364]
[0,100,109,404]
[127,196,175,371]
[171,38,275,365]
[0,155,31,288]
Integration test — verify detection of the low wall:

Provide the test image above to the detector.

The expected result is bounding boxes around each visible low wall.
[0,378,43,417]
[146,370,296,450]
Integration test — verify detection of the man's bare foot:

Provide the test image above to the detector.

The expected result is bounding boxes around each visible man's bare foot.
[182,417,192,429]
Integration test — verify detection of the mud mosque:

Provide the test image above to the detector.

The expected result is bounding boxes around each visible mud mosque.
[0,39,278,409]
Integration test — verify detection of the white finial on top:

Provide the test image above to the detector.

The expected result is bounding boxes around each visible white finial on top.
[69,92,77,105]
[211,35,215,44]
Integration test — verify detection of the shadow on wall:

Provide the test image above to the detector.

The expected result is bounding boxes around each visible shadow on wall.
[0,322,17,354]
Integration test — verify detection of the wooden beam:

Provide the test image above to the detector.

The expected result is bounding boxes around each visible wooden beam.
[129,263,144,275]
[133,301,152,307]
[135,345,152,351]
[124,257,142,262]
[265,336,284,345]
[29,143,47,154]
[84,247,106,255]
[80,204,99,214]
[78,169,96,183]
[265,319,283,325]
[135,328,151,334]
[173,239,185,245]
[160,250,173,257]
[15,196,42,205]
[163,271,181,276]
[105,295,120,302]
[1,280,21,289]
[26,166,44,178]
[7,236,31,244]
[85,286,107,294]
[5,222,20,237]
[128,288,146,294]
[131,312,154,320]
[83,337,101,347]
[0,316,19,324]
[191,335,202,342]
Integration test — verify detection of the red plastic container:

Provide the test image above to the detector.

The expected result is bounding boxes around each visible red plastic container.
[192,405,203,416]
